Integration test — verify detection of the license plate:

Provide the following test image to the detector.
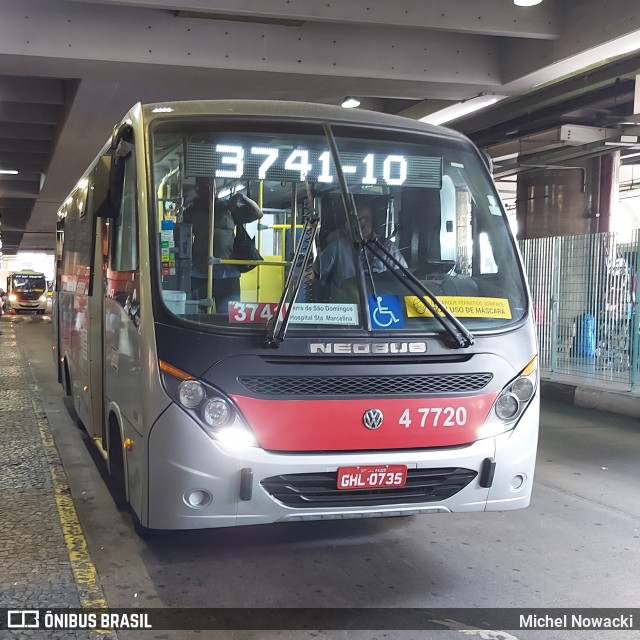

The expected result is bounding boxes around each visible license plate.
[337,465,407,490]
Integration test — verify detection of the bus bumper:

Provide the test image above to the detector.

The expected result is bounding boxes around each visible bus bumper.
[10,301,47,312]
[147,401,538,530]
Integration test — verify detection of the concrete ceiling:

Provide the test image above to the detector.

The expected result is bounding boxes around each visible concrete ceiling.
[1,0,639,254]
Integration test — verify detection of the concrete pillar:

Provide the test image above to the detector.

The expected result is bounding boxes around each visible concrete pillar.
[515,151,620,239]
[596,151,619,234]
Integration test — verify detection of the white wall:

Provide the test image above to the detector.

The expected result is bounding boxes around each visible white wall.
[614,164,640,242]
[0,252,55,290]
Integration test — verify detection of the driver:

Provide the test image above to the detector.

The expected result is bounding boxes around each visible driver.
[314,198,406,290]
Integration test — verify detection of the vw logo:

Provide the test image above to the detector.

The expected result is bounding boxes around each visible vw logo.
[363,408,384,430]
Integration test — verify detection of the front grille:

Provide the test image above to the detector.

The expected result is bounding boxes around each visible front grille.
[239,373,492,396]
[17,292,40,301]
[261,467,477,508]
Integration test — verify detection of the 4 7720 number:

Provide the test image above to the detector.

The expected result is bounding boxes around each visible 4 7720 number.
[398,406,467,428]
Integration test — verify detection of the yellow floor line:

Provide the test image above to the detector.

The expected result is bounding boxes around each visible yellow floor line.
[13,318,111,618]
[34,404,108,610]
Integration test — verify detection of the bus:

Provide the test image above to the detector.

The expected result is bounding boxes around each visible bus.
[7,270,48,314]
[53,100,538,536]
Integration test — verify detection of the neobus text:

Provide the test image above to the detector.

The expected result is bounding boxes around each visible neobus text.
[309,342,427,354]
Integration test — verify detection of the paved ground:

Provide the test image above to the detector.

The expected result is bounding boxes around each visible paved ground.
[2,314,639,640]
[0,315,114,639]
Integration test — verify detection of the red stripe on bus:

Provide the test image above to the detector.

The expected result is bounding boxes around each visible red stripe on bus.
[229,393,499,451]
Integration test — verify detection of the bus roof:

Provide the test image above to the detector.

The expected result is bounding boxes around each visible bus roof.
[11,269,45,275]
[140,99,470,143]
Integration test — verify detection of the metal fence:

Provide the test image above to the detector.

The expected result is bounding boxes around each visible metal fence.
[519,231,640,393]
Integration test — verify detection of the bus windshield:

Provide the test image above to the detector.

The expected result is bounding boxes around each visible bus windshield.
[151,120,527,334]
[12,273,46,292]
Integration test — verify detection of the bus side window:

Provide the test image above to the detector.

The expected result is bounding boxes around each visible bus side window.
[110,150,138,272]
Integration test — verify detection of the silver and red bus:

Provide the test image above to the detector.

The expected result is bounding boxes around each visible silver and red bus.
[53,100,538,535]
[7,270,48,314]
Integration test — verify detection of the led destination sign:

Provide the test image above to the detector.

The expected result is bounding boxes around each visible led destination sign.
[187,143,442,189]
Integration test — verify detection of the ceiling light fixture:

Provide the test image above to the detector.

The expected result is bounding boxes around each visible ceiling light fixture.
[513,0,543,6]
[605,142,640,148]
[0,169,18,175]
[620,40,640,55]
[420,94,505,126]
[341,97,360,109]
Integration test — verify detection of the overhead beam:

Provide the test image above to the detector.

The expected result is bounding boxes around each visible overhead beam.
[492,132,640,178]
[0,122,56,140]
[0,102,60,125]
[0,75,66,104]
[1,234,27,253]
[455,63,640,143]
[64,0,560,39]
[0,152,47,166]
[0,139,51,154]
[500,0,640,88]
[0,180,40,197]
[0,0,502,87]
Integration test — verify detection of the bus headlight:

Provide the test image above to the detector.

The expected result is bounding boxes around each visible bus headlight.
[39,295,47,303]
[495,393,519,420]
[9,293,17,302]
[511,377,534,402]
[202,397,232,427]
[160,360,256,448]
[478,357,537,439]
[216,427,256,449]
[178,380,205,408]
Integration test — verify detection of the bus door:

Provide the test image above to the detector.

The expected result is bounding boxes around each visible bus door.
[99,128,145,517]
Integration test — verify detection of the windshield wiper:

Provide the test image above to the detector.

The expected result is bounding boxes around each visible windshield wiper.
[364,238,475,348]
[323,125,473,348]
[264,181,320,348]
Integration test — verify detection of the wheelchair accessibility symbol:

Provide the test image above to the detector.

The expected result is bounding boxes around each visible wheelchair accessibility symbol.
[368,295,404,329]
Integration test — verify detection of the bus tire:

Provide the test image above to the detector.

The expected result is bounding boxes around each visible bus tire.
[108,418,128,511]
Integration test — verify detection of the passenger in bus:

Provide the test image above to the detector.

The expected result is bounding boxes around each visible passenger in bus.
[314,198,406,296]
[184,178,263,313]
